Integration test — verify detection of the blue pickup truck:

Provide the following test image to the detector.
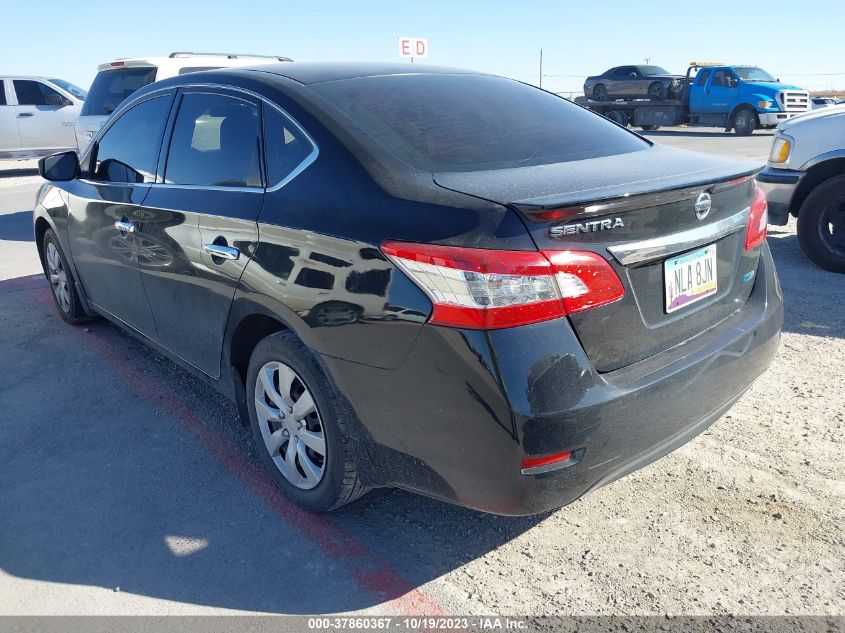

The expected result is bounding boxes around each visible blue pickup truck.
[577,63,811,135]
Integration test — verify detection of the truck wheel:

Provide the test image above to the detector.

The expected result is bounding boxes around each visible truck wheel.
[606,110,628,127]
[733,108,757,136]
[647,82,665,101]
[640,125,660,131]
[797,174,845,273]
[593,84,608,101]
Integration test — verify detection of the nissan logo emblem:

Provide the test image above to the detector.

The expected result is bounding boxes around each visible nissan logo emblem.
[694,191,712,220]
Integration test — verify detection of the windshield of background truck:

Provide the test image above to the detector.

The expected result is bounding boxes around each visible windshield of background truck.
[734,67,776,82]
[81,67,157,116]
[49,79,87,100]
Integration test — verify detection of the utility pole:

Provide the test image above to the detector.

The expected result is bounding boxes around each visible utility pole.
[539,48,543,89]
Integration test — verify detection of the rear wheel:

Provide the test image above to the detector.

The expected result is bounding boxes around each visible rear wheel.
[593,84,608,102]
[41,229,92,324]
[732,108,757,136]
[797,174,845,273]
[246,331,367,511]
[606,110,628,127]
[647,82,665,101]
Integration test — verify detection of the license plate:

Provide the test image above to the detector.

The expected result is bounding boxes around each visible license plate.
[664,245,717,313]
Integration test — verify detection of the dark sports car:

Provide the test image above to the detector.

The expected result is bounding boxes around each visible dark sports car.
[584,65,684,101]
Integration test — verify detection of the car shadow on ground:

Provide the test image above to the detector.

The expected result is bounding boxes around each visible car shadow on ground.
[767,229,845,339]
[0,276,544,614]
[0,167,39,178]
[0,210,34,241]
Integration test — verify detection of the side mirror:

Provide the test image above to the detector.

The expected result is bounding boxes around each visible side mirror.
[629,72,637,78]
[44,93,72,107]
[39,151,79,182]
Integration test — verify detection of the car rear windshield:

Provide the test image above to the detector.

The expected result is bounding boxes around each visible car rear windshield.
[81,67,157,116]
[311,74,649,172]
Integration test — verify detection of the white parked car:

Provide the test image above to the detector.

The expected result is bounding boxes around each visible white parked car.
[0,76,86,159]
[757,104,845,272]
[75,52,293,151]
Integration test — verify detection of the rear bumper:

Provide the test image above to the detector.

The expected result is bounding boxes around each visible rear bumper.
[323,243,782,515]
[757,166,803,225]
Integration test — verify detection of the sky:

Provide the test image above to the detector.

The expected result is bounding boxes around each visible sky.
[4,0,844,95]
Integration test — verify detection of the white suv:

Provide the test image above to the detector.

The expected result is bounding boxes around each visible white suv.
[757,105,845,273]
[1,76,86,159]
[75,52,292,151]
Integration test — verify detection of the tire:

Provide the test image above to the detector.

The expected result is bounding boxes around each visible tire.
[796,174,845,273]
[647,82,665,101]
[41,229,92,324]
[733,108,757,136]
[606,110,628,127]
[246,331,367,512]
[593,84,608,102]
[640,125,660,131]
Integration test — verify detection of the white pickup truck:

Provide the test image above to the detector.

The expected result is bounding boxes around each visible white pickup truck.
[757,106,845,273]
[0,76,86,158]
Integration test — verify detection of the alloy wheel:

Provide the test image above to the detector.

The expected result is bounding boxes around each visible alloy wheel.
[254,360,326,490]
[46,242,71,313]
[648,83,665,100]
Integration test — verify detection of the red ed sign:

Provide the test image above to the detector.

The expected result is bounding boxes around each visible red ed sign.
[398,37,428,59]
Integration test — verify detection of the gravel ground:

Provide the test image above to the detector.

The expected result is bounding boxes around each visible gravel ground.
[0,132,842,618]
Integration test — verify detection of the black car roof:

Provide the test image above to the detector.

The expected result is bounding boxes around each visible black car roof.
[238,62,486,85]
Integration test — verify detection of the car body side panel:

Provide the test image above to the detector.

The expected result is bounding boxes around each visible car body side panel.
[136,187,263,377]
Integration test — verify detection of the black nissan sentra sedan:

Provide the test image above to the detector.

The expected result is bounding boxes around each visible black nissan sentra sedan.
[33,63,782,515]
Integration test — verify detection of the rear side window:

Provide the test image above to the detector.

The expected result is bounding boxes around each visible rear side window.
[164,92,261,187]
[264,104,315,186]
[696,69,711,87]
[81,67,157,116]
[13,80,64,106]
[91,96,171,184]
[0,81,6,106]
[311,74,648,172]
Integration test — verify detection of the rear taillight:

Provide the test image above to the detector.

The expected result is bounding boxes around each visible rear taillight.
[380,242,624,330]
[745,187,768,250]
[110,61,125,67]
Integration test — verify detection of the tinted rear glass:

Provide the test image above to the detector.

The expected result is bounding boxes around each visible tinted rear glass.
[311,74,648,171]
[81,67,157,116]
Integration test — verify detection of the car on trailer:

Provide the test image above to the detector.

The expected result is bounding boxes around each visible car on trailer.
[578,62,811,135]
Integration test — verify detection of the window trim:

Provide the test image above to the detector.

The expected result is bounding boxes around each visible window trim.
[81,82,319,194]
[79,91,176,188]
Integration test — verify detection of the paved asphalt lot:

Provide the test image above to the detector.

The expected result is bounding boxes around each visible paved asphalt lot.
[0,128,842,617]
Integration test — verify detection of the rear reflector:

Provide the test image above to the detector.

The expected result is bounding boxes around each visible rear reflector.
[521,450,573,475]
[380,242,624,330]
[745,187,768,250]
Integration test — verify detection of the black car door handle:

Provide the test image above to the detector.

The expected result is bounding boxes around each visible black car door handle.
[203,243,240,261]
[17,112,34,118]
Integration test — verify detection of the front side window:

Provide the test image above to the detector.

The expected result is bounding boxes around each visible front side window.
[711,69,738,88]
[264,104,314,186]
[164,92,261,187]
[91,96,171,184]
[13,80,65,106]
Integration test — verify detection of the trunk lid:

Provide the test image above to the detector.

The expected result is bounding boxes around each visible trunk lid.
[434,145,762,372]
